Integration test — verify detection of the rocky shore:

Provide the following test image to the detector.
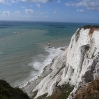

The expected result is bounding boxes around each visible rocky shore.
[21,25,99,99]
[1,25,99,99]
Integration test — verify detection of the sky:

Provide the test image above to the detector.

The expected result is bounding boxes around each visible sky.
[0,0,99,23]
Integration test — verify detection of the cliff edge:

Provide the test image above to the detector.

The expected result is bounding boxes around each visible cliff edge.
[22,25,99,99]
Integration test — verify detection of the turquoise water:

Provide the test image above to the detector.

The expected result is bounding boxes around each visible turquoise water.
[0,21,98,86]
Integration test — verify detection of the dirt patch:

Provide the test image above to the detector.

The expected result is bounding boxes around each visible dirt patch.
[73,78,99,99]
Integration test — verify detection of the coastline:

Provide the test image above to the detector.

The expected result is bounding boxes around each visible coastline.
[1,25,99,99]
[19,46,67,89]
[20,25,99,99]
[1,21,91,87]
[20,44,69,98]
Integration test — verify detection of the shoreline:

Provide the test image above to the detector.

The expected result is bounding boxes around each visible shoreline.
[18,46,67,89]
[20,25,99,99]
[18,45,69,98]
[20,44,68,98]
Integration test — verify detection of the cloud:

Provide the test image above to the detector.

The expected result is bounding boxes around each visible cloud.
[25,9,34,14]
[3,11,11,16]
[11,0,18,3]
[57,0,60,3]
[15,11,21,14]
[21,0,52,3]
[36,4,40,8]
[0,0,52,5]
[53,11,57,14]
[77,9,84,12]
[0,0,18,5]
[0,0,10,5]
[0,0,5,3]
[65,0,99,11]
[21,6,25,9]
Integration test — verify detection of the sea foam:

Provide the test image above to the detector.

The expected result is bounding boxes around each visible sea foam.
[29,46,63,74]
[19,46,64,88]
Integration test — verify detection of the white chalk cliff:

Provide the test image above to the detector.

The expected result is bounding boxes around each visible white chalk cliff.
[22,26,99,99]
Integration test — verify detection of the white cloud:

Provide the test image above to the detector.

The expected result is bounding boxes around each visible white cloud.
[0,0,10,5]
[65,0,99,11]
[15,11,21,14]
[0,0,6,3]
[36,4,40,8]
[21,6,25,9]
[11,0,18,3]
[77,9,84,12]
[1,10,21,18]
[57,0,60,3]
[0,0,52,5]
[41,15,49,18]
[25,9,34,14]
[3,11,11,16]
[53,11,57,14]
[0,0,18,4]
[22,0,52,3]
[0,0,5,3]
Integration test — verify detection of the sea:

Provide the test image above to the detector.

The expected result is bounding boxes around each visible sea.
[0,21,98,87]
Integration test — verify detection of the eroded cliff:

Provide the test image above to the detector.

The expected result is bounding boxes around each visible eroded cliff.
[22,25,99,99]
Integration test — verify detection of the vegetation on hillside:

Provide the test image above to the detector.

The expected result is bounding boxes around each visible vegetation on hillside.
[0,80,30,99]
[35,84,74,99]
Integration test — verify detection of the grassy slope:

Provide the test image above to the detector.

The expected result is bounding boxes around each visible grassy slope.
[0,80,30,99]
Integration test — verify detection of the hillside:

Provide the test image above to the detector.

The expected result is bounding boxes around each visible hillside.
[73,78,99,99]
[0,80,30,99]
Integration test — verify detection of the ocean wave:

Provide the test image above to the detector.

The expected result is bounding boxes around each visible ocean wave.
[29,46,63,71]
[19,46,64,88]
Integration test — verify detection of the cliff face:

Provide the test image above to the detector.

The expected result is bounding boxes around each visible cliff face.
[22,25,99,99]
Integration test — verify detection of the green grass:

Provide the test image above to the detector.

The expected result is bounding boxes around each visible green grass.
[46,84,74,99]
[82,25,99,29]
[0,80,30,99]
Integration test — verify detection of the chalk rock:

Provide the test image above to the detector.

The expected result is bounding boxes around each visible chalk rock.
[22,26,99,99]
